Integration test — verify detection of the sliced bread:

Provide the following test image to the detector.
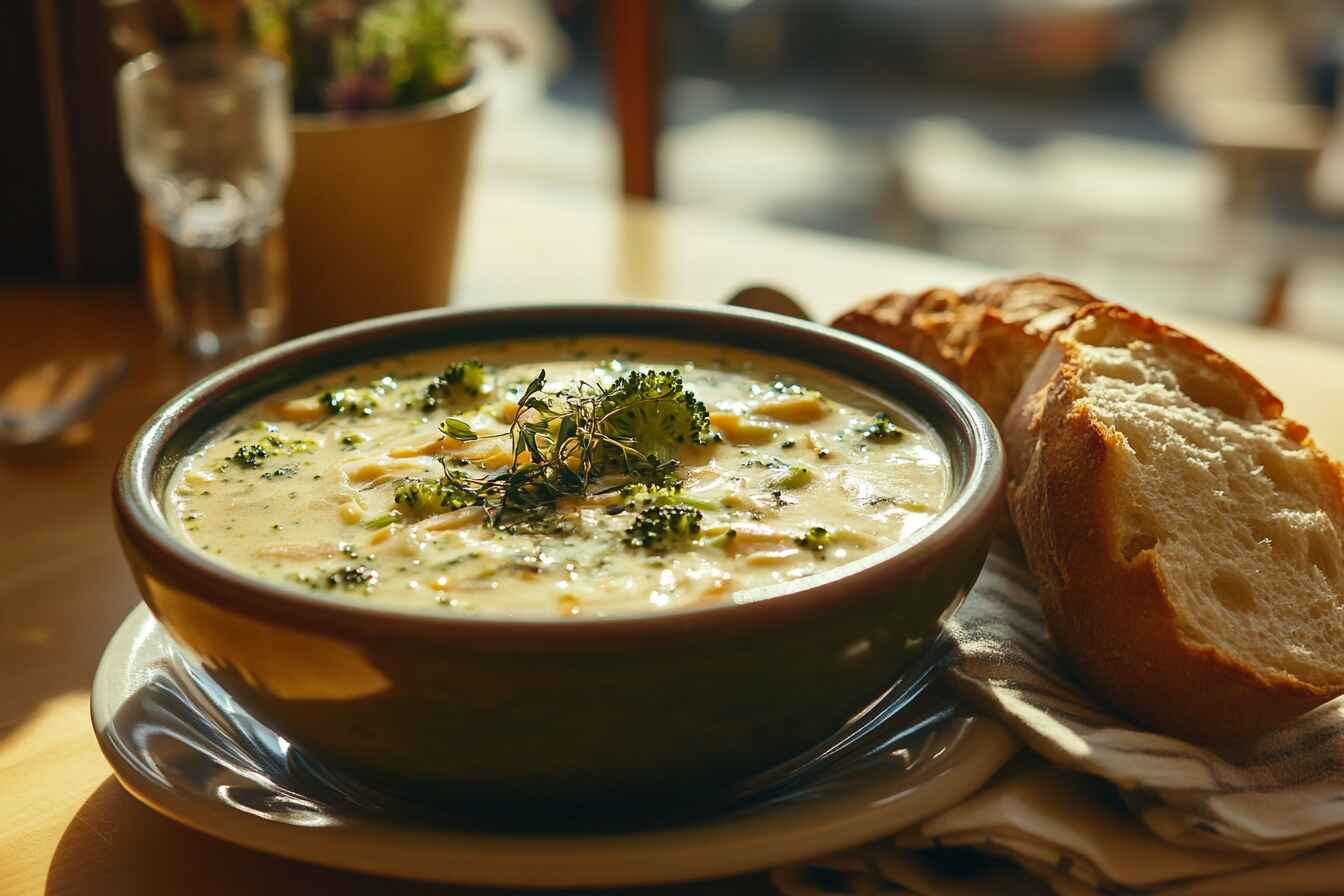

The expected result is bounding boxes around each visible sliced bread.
[832,275,1096,425]
[1004,304,1344,741]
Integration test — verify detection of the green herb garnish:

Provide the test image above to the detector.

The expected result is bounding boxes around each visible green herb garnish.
[772,465,813,490]
[439,417,479,441]
[391,367,713,528]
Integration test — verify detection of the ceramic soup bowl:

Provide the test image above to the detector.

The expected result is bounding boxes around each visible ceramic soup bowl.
[114,304,1002,811]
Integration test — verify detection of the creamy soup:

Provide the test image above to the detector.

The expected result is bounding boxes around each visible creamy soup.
[169,337,950,618]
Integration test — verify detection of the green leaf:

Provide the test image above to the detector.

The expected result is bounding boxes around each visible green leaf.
[440,418,478,441]
[555,415,578,448]
[519,427,542,463]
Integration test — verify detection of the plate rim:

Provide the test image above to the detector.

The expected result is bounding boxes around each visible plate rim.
[91,603,1019,887]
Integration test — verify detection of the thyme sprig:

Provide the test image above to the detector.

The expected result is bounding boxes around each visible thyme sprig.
[413,369,704,527]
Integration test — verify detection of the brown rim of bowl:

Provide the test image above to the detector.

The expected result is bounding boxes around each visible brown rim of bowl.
[114,303,1003,648]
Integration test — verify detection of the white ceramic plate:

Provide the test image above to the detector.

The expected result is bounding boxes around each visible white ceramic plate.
[92,604,1018,887]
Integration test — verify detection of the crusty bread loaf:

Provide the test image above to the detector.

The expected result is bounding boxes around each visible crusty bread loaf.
[832,275,1096,425]
[1005,304,1344,741]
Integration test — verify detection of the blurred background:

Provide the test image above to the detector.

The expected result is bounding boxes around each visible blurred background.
[8,0,1344,341]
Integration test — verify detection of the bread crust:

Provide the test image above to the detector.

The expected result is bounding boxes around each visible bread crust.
[831,275,1096,426]
[834,275,1097,540]
[1006,304,1342,741]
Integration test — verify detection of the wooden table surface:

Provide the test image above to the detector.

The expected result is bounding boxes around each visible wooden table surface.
[4,175,1343,896]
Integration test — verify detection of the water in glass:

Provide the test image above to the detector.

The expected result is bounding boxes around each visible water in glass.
[117,45,291,357]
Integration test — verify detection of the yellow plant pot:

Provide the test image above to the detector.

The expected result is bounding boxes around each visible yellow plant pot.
[284,84,485,334]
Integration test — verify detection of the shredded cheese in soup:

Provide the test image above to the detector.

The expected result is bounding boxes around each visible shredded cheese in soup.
[169,337,949,618]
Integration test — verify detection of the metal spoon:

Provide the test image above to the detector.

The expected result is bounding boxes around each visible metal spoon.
[0,354,129,447]
[725,284,813,321]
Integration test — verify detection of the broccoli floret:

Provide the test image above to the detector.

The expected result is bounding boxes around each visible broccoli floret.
[231,433,315,468]
[329,564,378,588]
[620,480,676,507]
[315,564,380,590]
[296,564,379,591]
[623,504,703,550]
[442,360,487,391]
[393,477,478,515]
[312,378,398,417]
[319,388,379,416]
[423,360,487,410]
[599,369,712,462]
[233,443,270,467]
[862,412,904,442]
[620,480,718,512]
[794,526,832,553]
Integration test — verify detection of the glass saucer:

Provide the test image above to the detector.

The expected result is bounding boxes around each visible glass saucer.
[91,603,1018,887]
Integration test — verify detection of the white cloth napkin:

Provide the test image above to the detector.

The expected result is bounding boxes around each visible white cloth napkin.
[772,549,1344,894]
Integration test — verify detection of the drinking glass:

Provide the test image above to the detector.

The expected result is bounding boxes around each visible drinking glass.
[117,45,291,358]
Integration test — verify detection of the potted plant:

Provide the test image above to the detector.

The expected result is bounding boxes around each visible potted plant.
[261,0,486,332]
[173,0,486,332]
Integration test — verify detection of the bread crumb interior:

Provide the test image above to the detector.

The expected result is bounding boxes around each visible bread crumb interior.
[1067,315,1344,688]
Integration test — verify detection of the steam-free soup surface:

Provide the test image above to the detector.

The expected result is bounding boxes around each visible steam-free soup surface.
[169,337,949,618]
